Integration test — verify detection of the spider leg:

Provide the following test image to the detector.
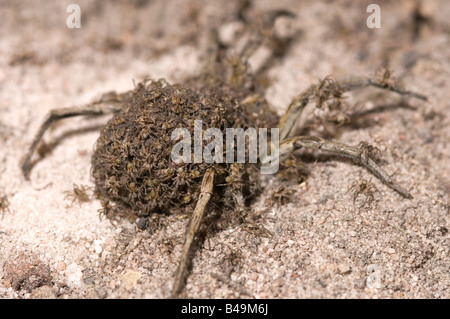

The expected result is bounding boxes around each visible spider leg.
[278,76,427,141]
[225,10,296,87]
[228,163,246,211]
[171,168,215,297]
[279,136,412,198]
[20,93,126,179]
[239,9,296,61]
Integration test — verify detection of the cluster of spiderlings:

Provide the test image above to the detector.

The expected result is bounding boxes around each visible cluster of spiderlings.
[91,79,275,221]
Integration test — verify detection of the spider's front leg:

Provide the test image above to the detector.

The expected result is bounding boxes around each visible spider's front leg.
[214,9,296,88]
[20,92,128,179]
[278,75,427,141]
[276,75,426,198]
[279,136,412,198]
[171,168,215,297]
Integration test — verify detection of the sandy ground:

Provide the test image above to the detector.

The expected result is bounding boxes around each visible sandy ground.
[0,0,448,299]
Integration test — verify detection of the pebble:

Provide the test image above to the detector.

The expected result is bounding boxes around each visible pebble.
[66,263,83,288]
[337,264,351,275]
[93,239,103,254]
[30,285,56,299]
[121,270,142,290]
[386,247,396,254]
[56,261,67,271]
[417,128,433,143]
[250,273,259,282]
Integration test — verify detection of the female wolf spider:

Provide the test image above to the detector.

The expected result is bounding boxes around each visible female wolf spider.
[20,11,426,296]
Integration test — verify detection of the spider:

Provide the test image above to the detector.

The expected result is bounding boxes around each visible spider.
[19,10,426,297]
[64,184,91,207]
[348,178,379,209]
[0,194,11,219]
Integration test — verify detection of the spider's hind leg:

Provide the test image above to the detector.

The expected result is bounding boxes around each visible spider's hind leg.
[20,92,127,179]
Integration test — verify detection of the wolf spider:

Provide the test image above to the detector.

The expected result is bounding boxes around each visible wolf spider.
[20,10,426,297]
[64,184,91,207]
[348,178,379,209]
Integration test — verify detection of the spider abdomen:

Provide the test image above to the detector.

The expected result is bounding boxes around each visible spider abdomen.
[91,79,256,220]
